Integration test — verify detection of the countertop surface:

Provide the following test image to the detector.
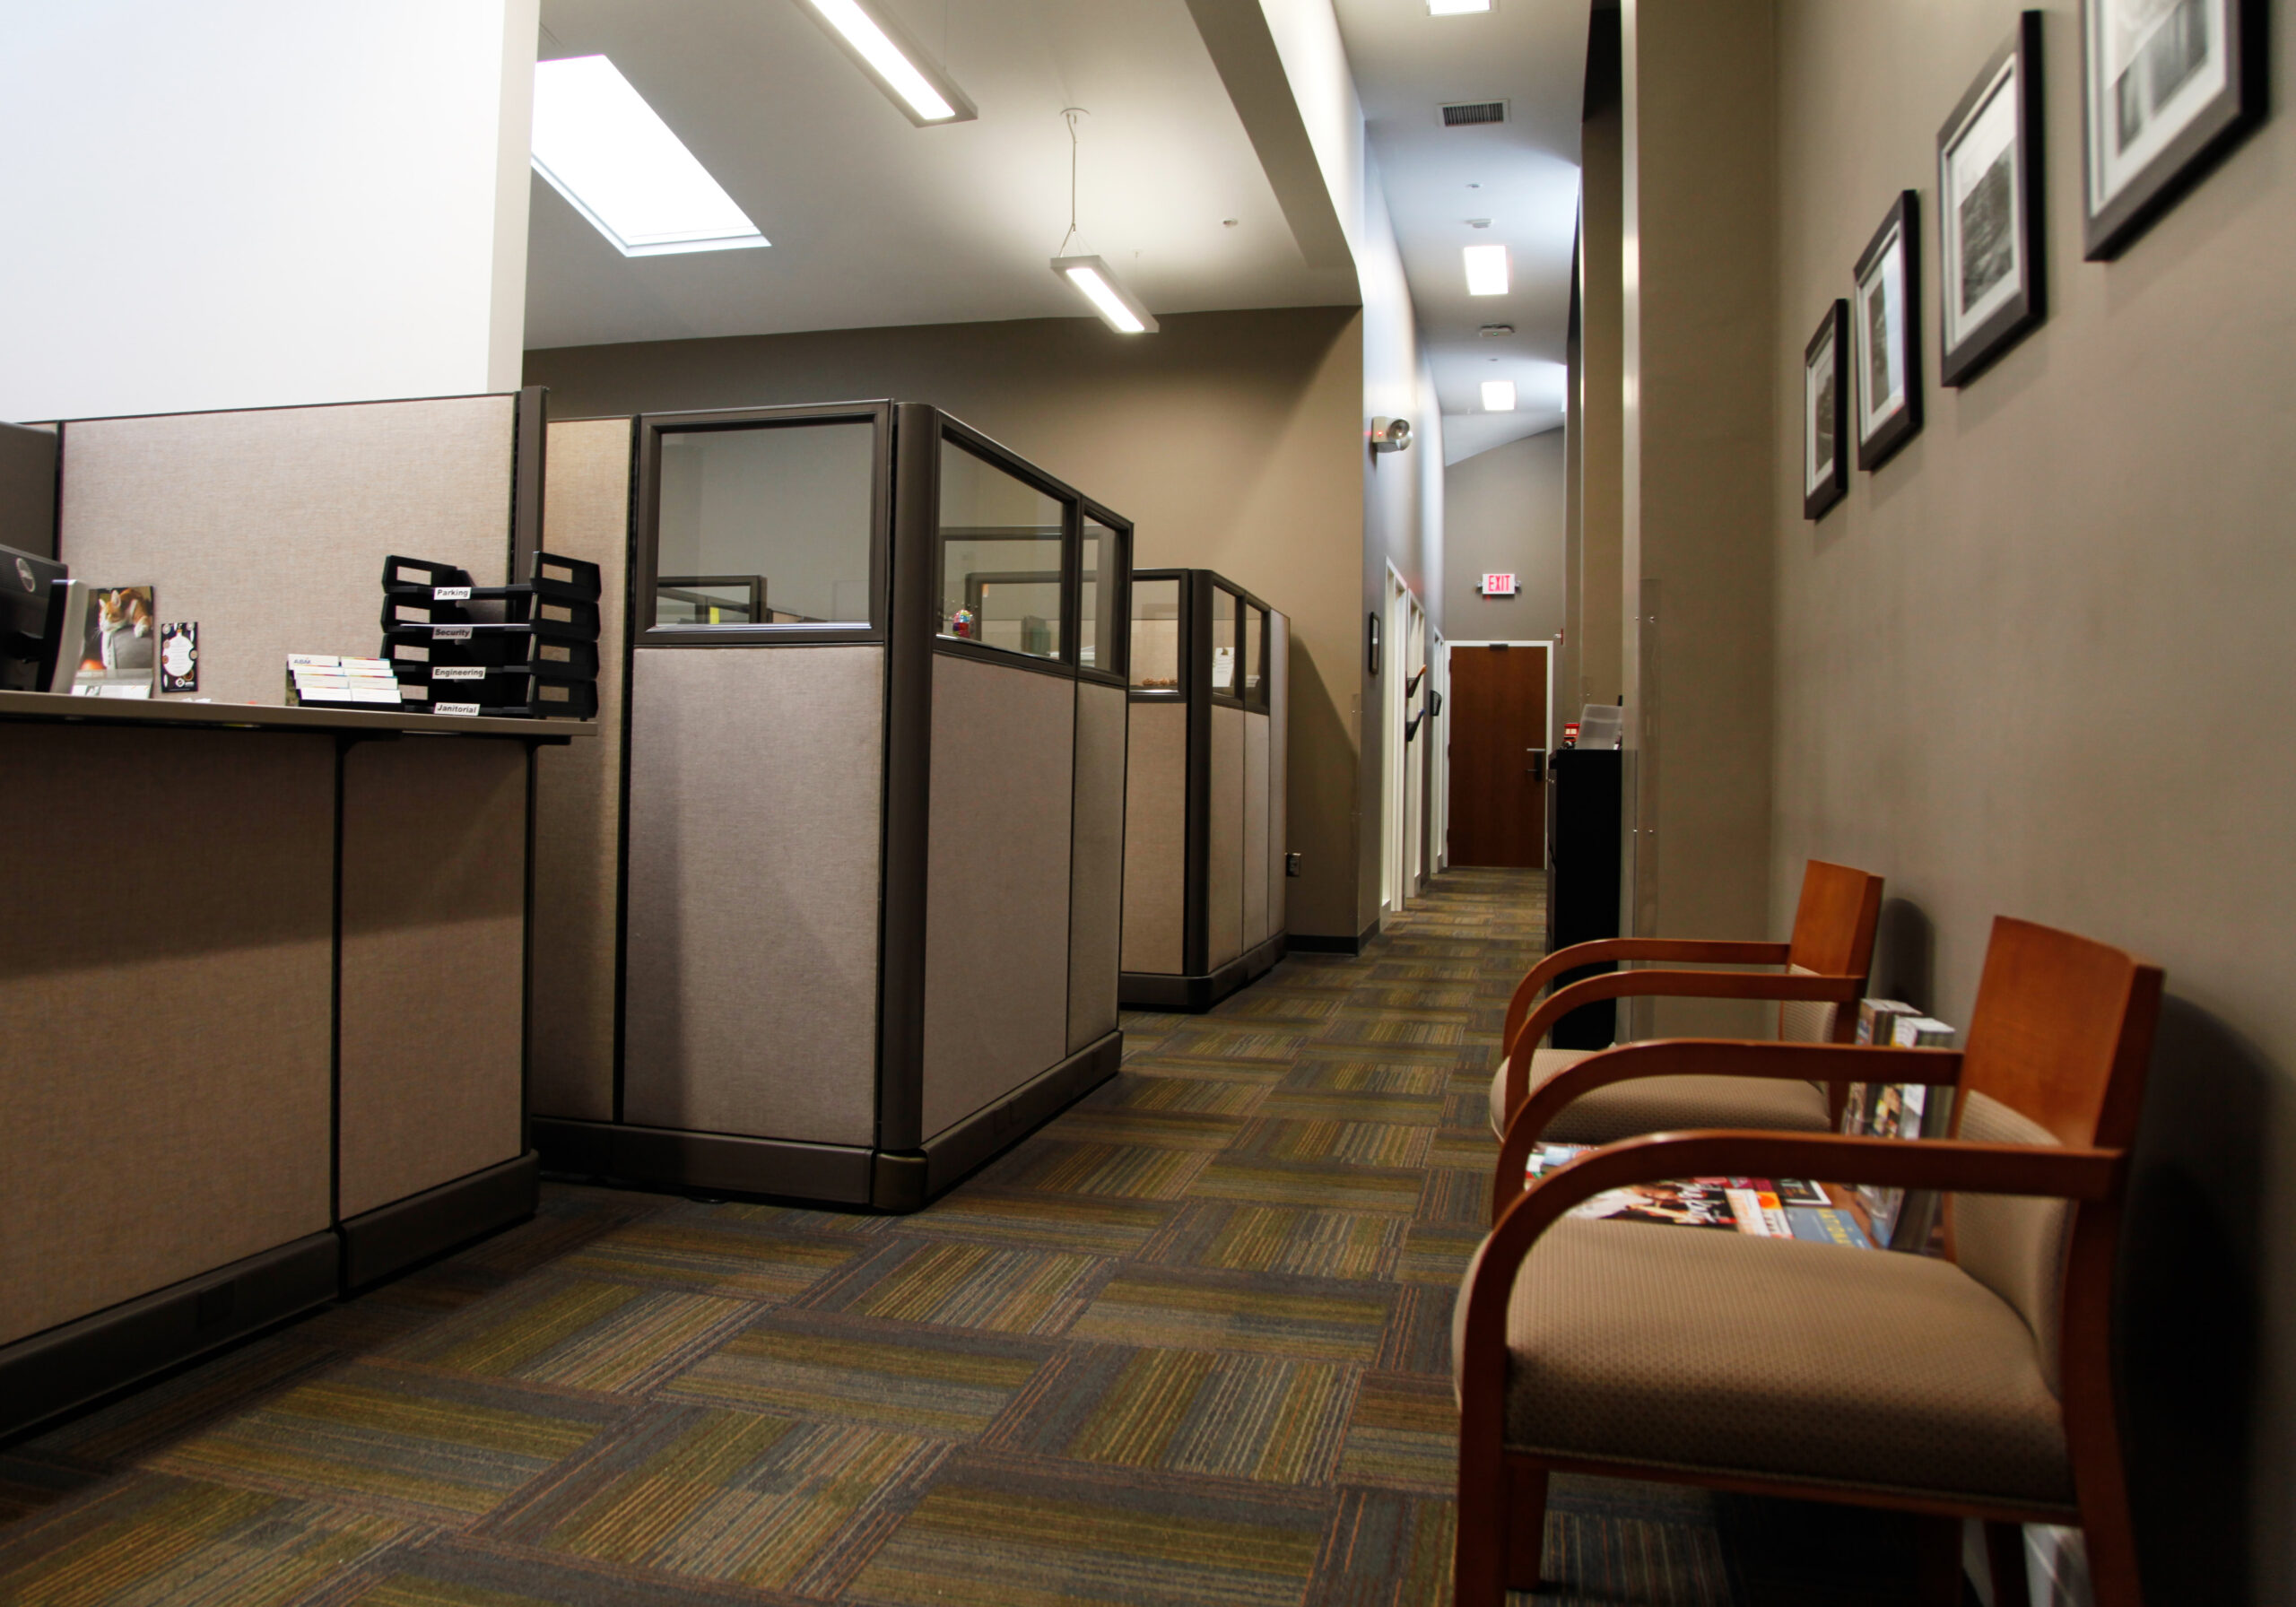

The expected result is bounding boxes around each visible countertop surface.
[0,689,589,740]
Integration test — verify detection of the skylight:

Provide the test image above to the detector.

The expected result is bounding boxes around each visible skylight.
[1464,243,1510,296]
[1481,380,1518,412]
[531,56,767,256]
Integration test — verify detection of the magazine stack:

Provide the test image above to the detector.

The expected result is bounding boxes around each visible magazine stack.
[380,552,602,719]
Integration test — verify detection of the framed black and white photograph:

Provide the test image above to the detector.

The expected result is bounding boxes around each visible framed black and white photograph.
[1939,13,2046,386]
[1852,191,1923,472]
[1804,300,1848,520]
[2082,0,2267,259]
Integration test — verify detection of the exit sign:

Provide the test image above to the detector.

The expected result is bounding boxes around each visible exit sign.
[1480,573,1517,596]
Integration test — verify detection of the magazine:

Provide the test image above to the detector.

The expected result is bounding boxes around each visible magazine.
[1854,1015,1959,1246]
[1525,1144,1870,1247]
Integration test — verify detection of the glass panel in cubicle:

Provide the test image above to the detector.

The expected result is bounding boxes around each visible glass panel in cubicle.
[1132,578,1181,691]
[1243,604,1267,708]
[1079,516,1126,679]
[1210,585,1239,698]
[653,421,875,630]
[937,438,1067,662]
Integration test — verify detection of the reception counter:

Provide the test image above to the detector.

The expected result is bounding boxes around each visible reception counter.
[0,692,582,1437]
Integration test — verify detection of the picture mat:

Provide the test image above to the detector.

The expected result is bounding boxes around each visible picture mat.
[1944,59,2024,344]
[1855,226,1909,440]
[2089,0,2229,208]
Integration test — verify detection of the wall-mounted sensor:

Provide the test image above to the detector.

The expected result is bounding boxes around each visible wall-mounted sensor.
[1369,417,1413,454]
[1286,852,1303,878]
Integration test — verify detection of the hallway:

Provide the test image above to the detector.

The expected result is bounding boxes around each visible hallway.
[0,871,1903,1605]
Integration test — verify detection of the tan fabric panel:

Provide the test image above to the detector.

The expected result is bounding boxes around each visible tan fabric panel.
[1778,962,1839,1044]
[1953,1092,2074,1397]
[624,646,884,1145]
[1488,1048,1831,1143]
[57,395,517,707]
[1267,611,1289,934]
[337,739,528,1219]
[1207,703,1245,969]
[0,725,333,1346]
[1243,712,1270,947]
[1121,701,1187,975]
[1453,1218,2072,1507]
[529,418,632,1123]
[923,655,1075,1139]
[1067,680,1126,1051]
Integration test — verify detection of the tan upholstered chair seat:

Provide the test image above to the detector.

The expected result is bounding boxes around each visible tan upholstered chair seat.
[1451,1218,2074,1509]
[1487,1049,1833,1142]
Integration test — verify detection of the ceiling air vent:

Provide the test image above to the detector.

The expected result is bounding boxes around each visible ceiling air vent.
[1441,100,1507,127]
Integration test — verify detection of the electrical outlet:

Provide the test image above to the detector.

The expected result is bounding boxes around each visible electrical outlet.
[1285,852,1303,877]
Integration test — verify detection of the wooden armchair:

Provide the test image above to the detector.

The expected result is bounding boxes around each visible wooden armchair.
[1456,916,2162,1607]
[1489,858,1883,1143]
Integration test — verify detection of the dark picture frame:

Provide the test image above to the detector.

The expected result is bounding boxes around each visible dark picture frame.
[2081,0,2267,260]
[1803,300,1849,520]
[1939,13,2047,387]
[1852,191,1923,472]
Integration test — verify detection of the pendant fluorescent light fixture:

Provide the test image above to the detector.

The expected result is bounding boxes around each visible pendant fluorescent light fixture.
[1480,379,1517,412]
[1464,242,1510,296]
[532,56,766,256]
[1049,109,1157,334]
[795,0,976,126]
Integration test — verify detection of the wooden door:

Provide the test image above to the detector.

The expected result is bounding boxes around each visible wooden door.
[1446,644,1548,867]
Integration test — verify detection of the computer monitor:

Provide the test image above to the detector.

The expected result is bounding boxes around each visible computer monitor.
[0,542,81,693]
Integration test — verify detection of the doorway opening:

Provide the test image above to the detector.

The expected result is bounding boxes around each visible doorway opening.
[1442,638,1553,868]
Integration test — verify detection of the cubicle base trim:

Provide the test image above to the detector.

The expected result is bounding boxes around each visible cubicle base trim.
[533,1035,1123,1213]
[1120,934,1287,1012]
[1287,920,1379,958]
[920,1030,1123,1200]
[533,1118,877,1206]
[0,1232,340,1441]
[340,1151,542,1291]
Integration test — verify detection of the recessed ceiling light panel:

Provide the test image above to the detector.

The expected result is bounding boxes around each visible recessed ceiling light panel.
[795,0,978,126]
[531,56,767,256]
[1429,0,1493,14]
[1481,380,1518,412]
[1463,243,1510,296]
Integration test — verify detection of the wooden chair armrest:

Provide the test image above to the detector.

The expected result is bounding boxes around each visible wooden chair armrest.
[1498,970,1866,1116]
[1458,1131,2124,1416]
[1490,1040,1965,1219]
[1502,939,1794,1051]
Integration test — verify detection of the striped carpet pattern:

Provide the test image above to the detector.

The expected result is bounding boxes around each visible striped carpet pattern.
[0,868,1920,1605]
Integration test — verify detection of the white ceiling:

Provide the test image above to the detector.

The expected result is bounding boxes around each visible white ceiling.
[525,0,1357,349]
[1335,0,1587,458]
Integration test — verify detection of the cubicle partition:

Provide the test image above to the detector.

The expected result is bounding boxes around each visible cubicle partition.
[0,392,568,1438]
[529,402,1132,1210]
[1121,569,1289,1012]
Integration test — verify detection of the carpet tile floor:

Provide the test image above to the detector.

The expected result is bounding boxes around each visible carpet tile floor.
[0,867,1938,1605]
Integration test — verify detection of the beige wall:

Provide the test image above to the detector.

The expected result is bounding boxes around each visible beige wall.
[1443,430,1566,647]
[526,308,1369,942]
[1770,3,2296,1596]
[1621,0,1779,1034]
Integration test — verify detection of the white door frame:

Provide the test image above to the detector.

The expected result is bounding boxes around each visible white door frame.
[1379,565,1427,914]
[1439,637,1557,866]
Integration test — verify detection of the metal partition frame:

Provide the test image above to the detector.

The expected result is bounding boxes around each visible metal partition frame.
[548,400,1133,1211]
[1121,567,1287,1011]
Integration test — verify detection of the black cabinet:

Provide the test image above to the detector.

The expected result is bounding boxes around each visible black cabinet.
[1544,746,1621,1048]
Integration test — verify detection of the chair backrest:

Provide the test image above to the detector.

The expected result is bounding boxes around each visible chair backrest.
[1949,916,2163,1394]
[1777,861,1884,1043]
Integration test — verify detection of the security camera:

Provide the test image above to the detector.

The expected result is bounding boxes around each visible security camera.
[1369,417,1413,454]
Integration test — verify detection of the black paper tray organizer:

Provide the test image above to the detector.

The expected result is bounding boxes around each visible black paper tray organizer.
[384,552,603,604]
[397,676,598,721]
[381,596,604,636]
[379,552,601,720]
[387,635,601,676]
